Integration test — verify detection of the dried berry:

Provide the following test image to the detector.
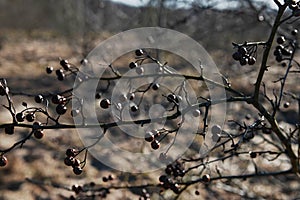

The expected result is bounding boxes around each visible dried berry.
[249,151,257,158]
[25,113,35,122]
[66,148,77,157]
[16,112,25,122]
[277,36,285,44]
[64,157,75,166]
[202,174,211,183]
[129,62,138,69]
[46,66,53,74]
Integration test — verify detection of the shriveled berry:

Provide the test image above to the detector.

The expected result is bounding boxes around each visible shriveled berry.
[135,49,144,56]
[195,190,200,195]
[0,155,8,167]
[34,95,44,103]
[100,99,111,109]
[95,93,101,99]
[46,66,53,74]
[145,131,154,142]
[34,130,44,139]
[56,104,67,115]
[73,166,83,175]
[127,93,135,101]
[151,140,160,150]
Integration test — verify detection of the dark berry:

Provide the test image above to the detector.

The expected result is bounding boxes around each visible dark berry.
[57,72,65,81]
[95,93,101,99]
[167,94,177,102]
[249,151,257,158]
[66,148,77,157]
[80,59,88,65]
[46,66,53,74]
[34,95,44,103]
[129,62,138,69]
[277,36,285,44]
[25,113,35,122]
[283,102,290,108]
[239,57,248,66]
[159,175,168,183]
[108,174,114,181]
[292,29,298,36]
[52,95,62,104]
[135,49,144,56]
[32,121,42,130]
[232,51,242,61]
[130,105,138,112]
[16,113,25,122]
[145,132,154,142]
[56,69,64,76]
[60,59,70,70]
[152,83,160,90]
[274,49,282,56]
[102,176,109,182]
[202,174,211,183]
[72,159,81,167]
[281,48,292,56]
[4,125,14,135]
[195,190,200,195]
[100,99,111,109]
[56,104,67,115]
[0,155,8,167]
[64,157,75,166]
[127,93,135,101]
[276,55,283,62]
[238,47,247,55]
[34,130,44,139]
[151,140,160,150]
[248,56,256,65]
[73,166,83,175]
[0,84,8,96]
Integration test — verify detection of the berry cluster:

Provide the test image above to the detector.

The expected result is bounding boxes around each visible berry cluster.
[159,175,180,194]
[69,182,110,199]
[273,29,298,63]
[46,59,78,81]
[144,130,161,150]
[232,45,257,66]
[165,160,185,177]
[64,148,83,175]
